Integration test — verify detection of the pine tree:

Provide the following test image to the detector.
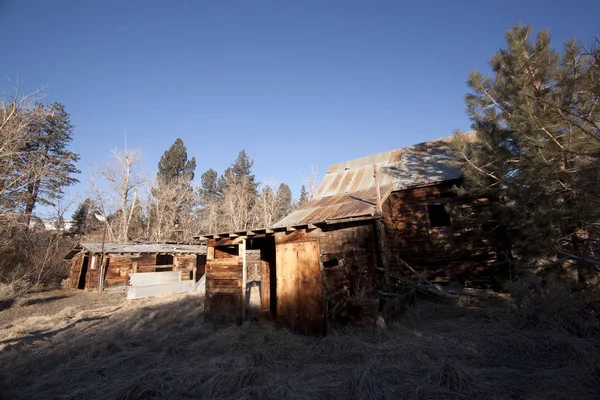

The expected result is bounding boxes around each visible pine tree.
[70,198,100,236]
[157,138,196,184]
[275,183,292,221]
[452,25,600,269]
[200,169,218,200]
[150,138,197,241]
[297,185,309,208]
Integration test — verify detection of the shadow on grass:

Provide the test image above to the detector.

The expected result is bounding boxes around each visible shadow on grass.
[1,294,599,400]
[20,295,72,307]
[0,299,15,312]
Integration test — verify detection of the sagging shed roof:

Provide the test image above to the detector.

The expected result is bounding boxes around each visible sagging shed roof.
[272,135,463,229]
[64,242,206,260]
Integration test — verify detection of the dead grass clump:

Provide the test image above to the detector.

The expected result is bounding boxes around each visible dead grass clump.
[510,275,598,337]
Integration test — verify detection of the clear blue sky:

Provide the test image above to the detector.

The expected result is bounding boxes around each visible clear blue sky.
[1,0,599,216]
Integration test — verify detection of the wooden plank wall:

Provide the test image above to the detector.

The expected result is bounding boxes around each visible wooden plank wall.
[275,239,324,335]
[85,255,99,291]
[319,222,378,326]
[205,247,244,322]
[68,254,84,288]
[104,253,156,288]
[174,254,196,281]
[382,183,499,284]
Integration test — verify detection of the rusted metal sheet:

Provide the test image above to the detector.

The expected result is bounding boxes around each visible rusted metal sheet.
[271,135,464,230]
[313,136,462,199]
[272,185,393,228]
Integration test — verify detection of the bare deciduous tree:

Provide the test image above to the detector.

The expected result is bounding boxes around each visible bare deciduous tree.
[92,147,147,243]
[0,82,48,217]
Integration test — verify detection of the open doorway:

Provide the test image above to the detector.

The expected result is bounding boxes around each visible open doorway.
[77,255,89,289]
[245,236,276,318]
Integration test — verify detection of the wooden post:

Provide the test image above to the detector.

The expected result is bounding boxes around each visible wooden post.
[373,164,389,289]
[240,239,247,320]
[192,267,197,282]
[373,164,382,215]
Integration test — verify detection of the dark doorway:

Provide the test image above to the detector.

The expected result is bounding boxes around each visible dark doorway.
[78,255,89,289]
[196,254,207,279]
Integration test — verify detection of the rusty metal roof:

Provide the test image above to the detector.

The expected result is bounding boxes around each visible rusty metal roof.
[272,135,463,228]
[272,185,394,228]
[314,136,461,198]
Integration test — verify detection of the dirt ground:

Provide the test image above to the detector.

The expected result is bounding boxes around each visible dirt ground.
[0,289,599,400]
[0,289,125,327]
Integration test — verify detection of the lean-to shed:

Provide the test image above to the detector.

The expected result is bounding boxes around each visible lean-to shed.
[65,243,207,291]
[199,135,502,334]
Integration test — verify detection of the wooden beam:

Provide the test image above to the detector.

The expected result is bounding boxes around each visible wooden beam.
[373,164,382,215]
[285,226,297,232]
[240,239,247,321]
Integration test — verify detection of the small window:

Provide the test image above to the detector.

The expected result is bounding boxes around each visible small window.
[427,204,451,227]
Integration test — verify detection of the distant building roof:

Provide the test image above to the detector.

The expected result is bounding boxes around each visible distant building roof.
[272,135,464,228]
[64,242,206,259]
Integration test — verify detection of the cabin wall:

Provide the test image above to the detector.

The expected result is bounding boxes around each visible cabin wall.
[104,253,156,288]
[68,254,85,288]
[84,254,100,291]
[318,221,378,325]
[205,239,244,322]
[382,183,498,284]
[274,229,323,334]
[174,254,197,281]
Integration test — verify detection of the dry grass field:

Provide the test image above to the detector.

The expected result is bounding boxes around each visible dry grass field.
[1,286,599,400]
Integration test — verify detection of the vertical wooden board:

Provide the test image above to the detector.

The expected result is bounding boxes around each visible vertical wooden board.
[260,260,270,311]
[277,241,323,334]
[205,256,243,321]
[287,243,298,330]
[276,244,287,327]
[297,241,324,334]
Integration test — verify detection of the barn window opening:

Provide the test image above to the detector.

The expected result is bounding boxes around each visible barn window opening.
[156,254,174,265]
[427,204,451,227]
[214,245,239,258]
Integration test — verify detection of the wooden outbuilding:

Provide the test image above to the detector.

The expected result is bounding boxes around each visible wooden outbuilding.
[65,243,207,291]
[198,135,503,334]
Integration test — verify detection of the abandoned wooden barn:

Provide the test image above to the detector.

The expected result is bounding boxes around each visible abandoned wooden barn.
[65,243,207,291]
[199,135,501,334]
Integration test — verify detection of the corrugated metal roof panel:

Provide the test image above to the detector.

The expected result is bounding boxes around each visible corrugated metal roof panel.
[313,135,461,199]
[271,187,382,228]
[272,135,464,229]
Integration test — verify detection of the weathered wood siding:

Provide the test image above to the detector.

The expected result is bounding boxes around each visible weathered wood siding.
[104,253,156,288]
[68,254,84,288]
[382,183,498,284]
[174,254,196,281]
[84,255,99,291]
[275,238,324,334]
[319,222,378,325]
[205,247,244,322]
